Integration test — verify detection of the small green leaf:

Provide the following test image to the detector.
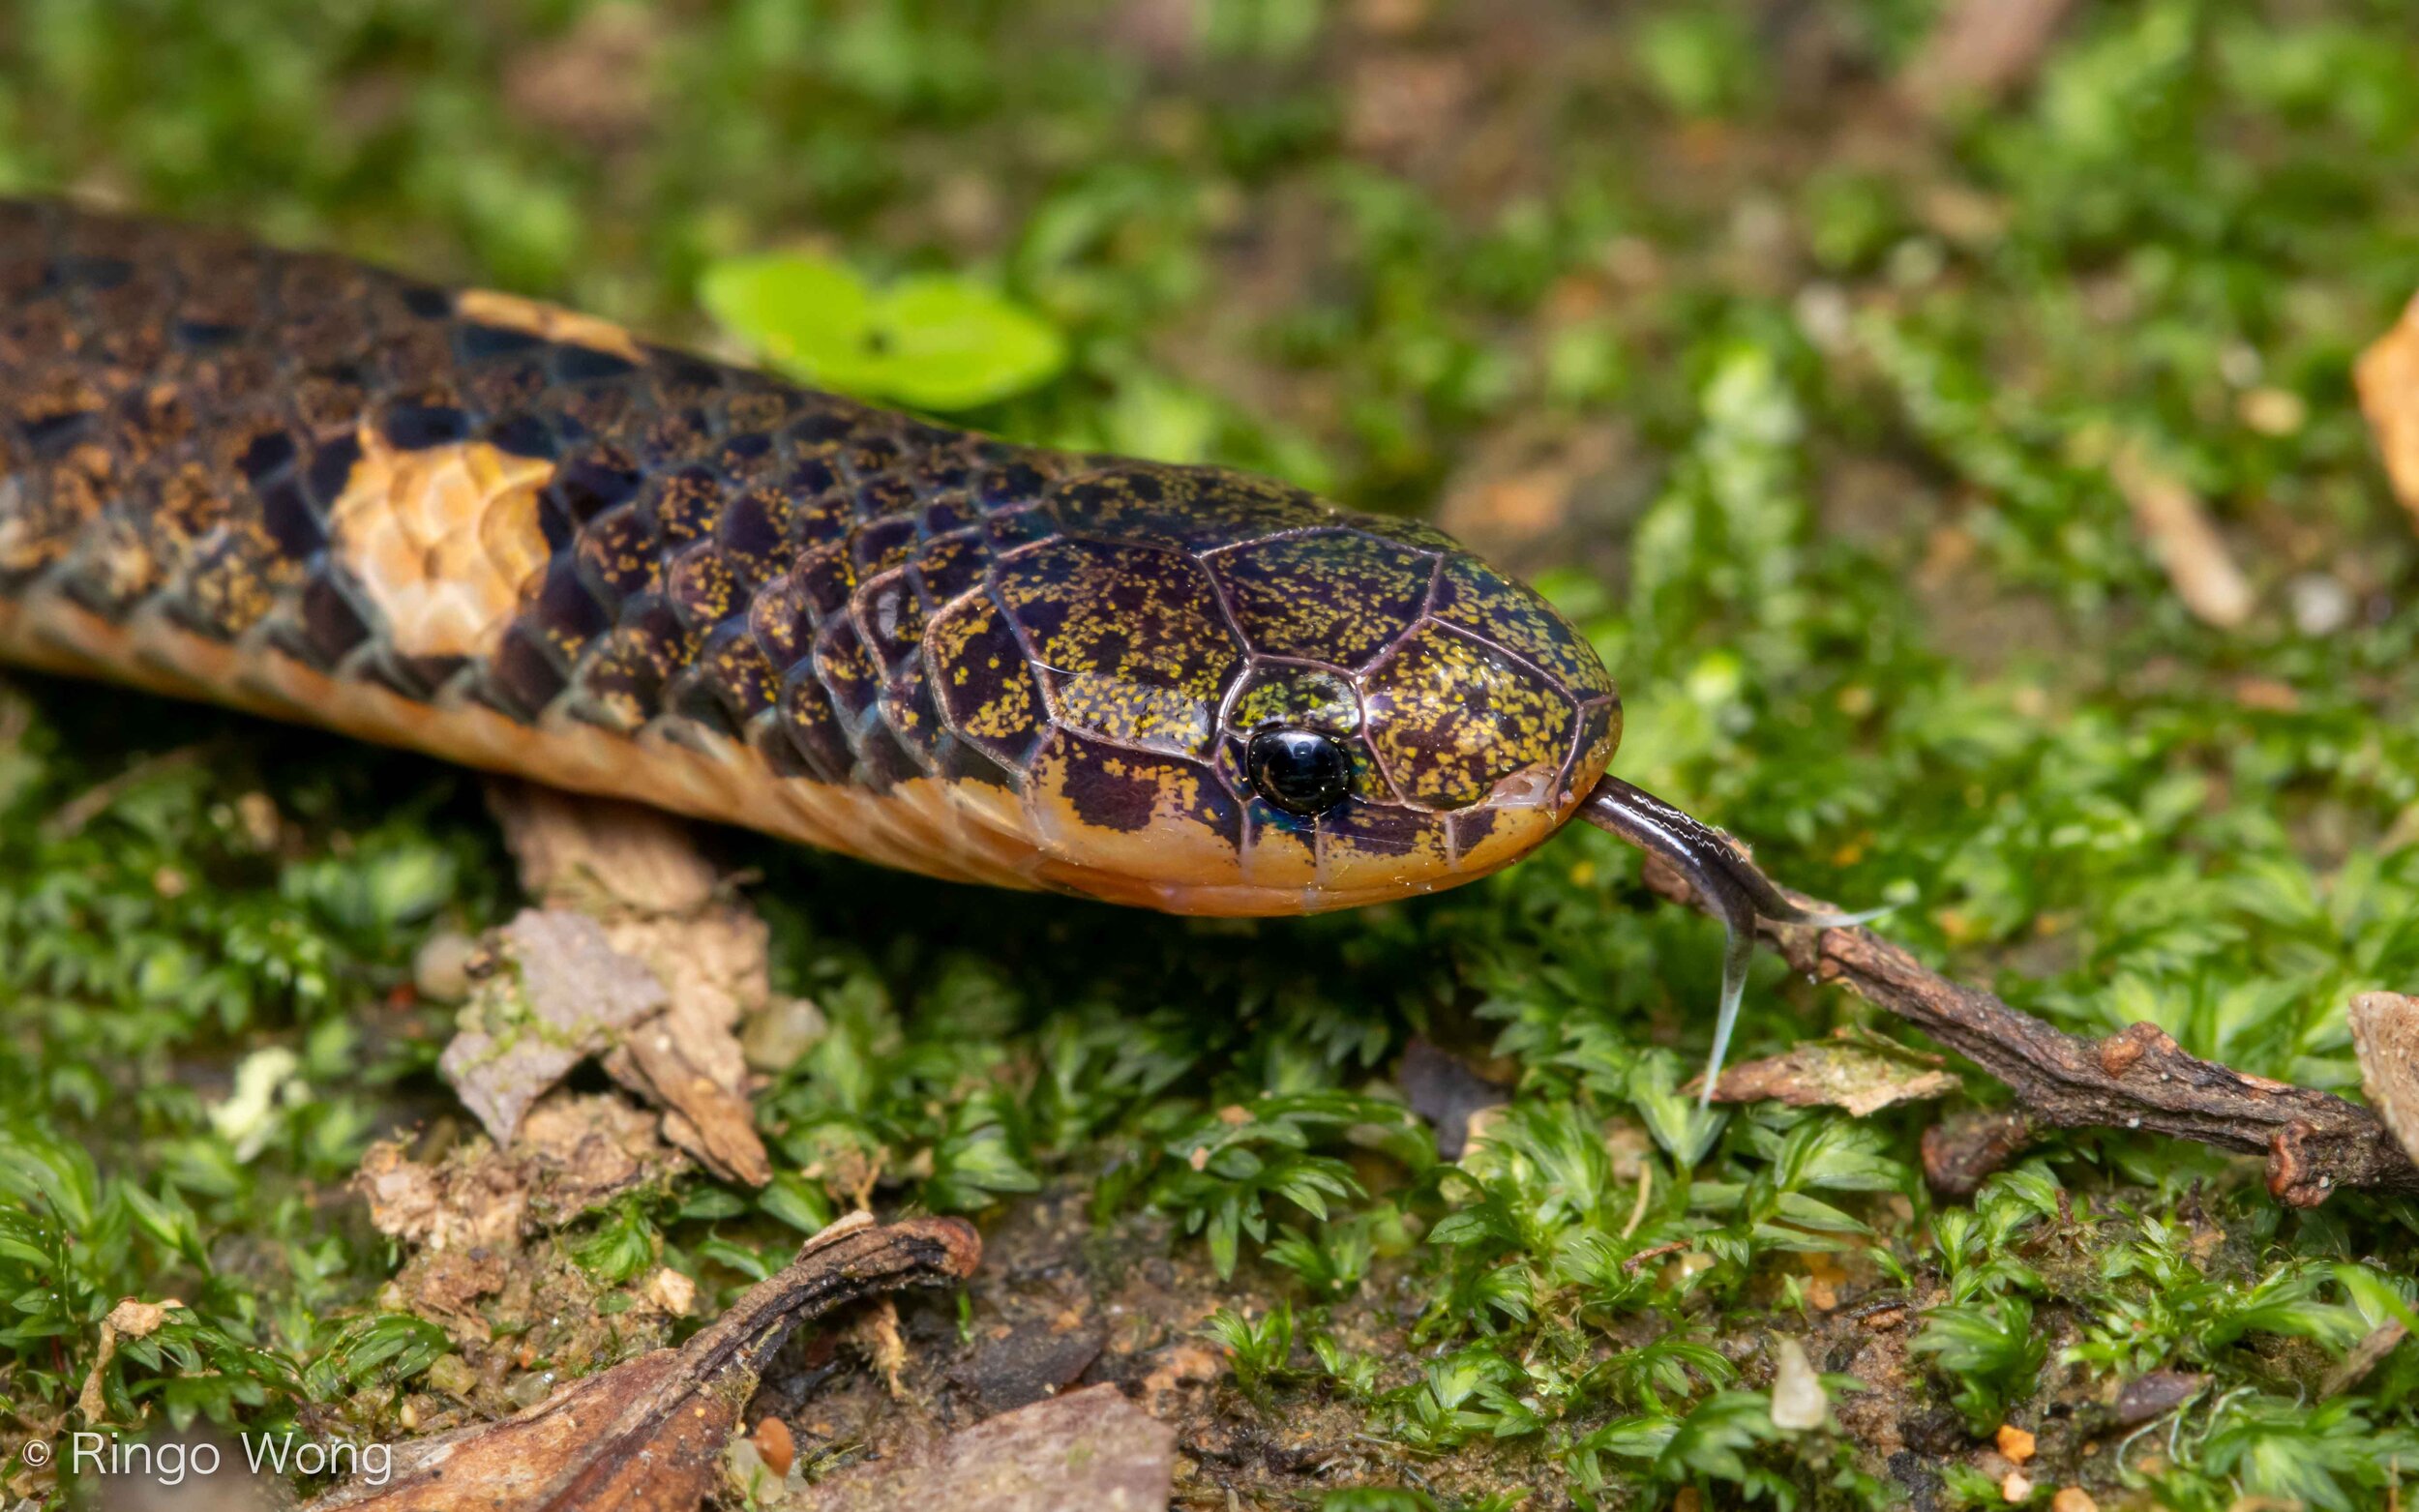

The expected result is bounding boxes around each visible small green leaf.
[674,1186,749,1222]
[1628,1052,1725,1168]
[699,252,876,386]
[759,1171,834,1235]
[701,252,1066,411]
[873,275,1068,409]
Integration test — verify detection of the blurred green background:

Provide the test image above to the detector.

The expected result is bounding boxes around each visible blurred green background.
[8,1,2419,1507]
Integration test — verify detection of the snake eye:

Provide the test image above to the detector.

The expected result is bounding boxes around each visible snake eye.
[1245,728,1354,817]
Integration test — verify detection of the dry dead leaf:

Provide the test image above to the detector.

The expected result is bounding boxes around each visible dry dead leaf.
[1701,1027,1962,1116]
[2109,444,2255,629]
[104,1298,173,1337]
[2351,991,2419,1167]
[642,1266,697,1319]
[2357,294,2419,519]
[793,1382,1175,1512]
[76,1298,181,1422]
[306,1215,979,1512]
[438,910,667,1146]
[482,782,775,1185]
[597,905,774,1185]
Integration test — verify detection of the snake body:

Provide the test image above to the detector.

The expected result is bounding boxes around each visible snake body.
[0,200,1622,914]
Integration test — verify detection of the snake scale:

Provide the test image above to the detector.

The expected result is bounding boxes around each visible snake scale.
[0,199,1847,1087]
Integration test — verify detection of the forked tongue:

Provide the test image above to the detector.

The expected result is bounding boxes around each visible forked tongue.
[1579,775,1886,1109]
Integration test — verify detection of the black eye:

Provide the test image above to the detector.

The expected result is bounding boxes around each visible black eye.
[1245,728,1353,817]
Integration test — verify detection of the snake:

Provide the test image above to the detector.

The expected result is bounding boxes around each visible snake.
[0,198,1862,1094]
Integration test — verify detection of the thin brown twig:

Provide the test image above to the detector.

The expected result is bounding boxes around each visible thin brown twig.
[306,1213,980,1510]
[1623,1239,1690,1273]
[1639,854,2419,1206]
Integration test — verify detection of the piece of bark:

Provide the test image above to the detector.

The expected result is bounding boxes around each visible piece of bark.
[437,910,667,1147]
[1701,1028,1961,1116]
[305,1214,979,1512]
[1640,854,2419,1204]
[1922,1109,2038,1199]
[793,1383,1176,1512]
[2356,293,2419,519]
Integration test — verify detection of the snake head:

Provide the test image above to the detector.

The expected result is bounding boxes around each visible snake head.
[924,462,1619,913]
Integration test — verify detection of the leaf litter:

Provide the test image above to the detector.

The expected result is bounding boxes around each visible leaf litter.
[434,783,787,1185]
[304,1214,980,1511]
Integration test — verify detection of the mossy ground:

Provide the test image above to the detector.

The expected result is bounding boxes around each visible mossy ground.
[8,2,2419,1508]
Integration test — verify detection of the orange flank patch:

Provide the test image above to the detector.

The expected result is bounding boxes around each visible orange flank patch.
[455,288,648,366]
[324,430,554,660]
